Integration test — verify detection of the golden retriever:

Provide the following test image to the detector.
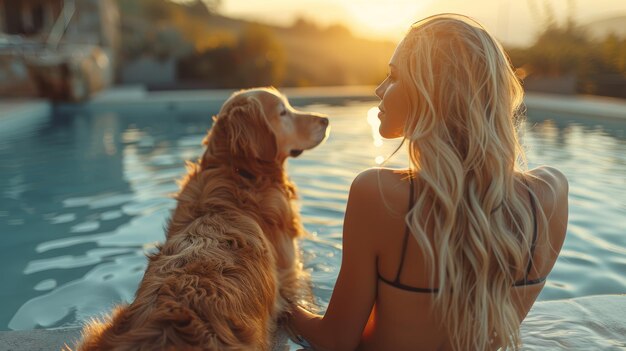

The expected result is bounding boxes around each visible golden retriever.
[74,87,329,350]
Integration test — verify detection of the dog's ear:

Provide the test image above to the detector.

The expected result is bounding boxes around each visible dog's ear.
[214,96,278,161]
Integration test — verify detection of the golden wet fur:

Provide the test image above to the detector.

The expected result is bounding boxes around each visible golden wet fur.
[73,88,328,350]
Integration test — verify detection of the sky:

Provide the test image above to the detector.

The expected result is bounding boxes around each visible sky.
[212,0,626,47]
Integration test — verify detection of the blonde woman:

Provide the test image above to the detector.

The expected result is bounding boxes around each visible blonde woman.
[287,14,569,351]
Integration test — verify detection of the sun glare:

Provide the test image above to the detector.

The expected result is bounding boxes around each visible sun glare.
[366,106,382,143]
[367,106,386,164]
[342,0,435,39]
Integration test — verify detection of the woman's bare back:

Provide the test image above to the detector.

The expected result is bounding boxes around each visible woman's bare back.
[356,166,568,350]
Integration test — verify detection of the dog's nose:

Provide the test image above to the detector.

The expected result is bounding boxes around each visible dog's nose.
[320,117,329,126]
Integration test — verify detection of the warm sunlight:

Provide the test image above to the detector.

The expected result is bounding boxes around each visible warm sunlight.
[219,0,626,47]
[366,106,383,147]
[341,0,435,40]
[366,106,385,164]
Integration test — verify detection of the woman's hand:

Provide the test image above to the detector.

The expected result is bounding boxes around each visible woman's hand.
[286,305,328,350]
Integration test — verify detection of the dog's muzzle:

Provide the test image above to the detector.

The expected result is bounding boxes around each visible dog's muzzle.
[290,149,303,157]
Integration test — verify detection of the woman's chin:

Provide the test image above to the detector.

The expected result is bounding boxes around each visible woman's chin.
[378,128,404,140]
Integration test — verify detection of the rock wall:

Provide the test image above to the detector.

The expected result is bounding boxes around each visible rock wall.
[0,0,120,100]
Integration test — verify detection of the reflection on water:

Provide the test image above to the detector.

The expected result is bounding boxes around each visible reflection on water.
[0,100,625,347]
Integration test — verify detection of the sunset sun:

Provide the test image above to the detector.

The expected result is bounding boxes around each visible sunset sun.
[342,1,434,39]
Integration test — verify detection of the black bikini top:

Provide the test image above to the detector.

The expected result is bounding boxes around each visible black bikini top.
[377,175,546,293]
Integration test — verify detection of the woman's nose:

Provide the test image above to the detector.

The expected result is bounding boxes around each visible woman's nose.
[375,82,385,99]
[319,117,329,126]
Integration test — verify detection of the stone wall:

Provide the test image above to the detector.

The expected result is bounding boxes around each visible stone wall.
[65,0,120,66]
[0,0,120,100]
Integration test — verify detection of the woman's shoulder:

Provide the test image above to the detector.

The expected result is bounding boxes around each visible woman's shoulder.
[352,167,409,186]
[351,168,411,198]
[525,166,569,251]
[344,168,412,244]
[348,168,413,218]
[526,166,569,213]
[528,165,568,191]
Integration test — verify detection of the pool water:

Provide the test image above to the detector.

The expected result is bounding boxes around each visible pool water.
[1,99,625,342]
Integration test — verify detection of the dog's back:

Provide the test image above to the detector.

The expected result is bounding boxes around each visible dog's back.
[77,211,280,351]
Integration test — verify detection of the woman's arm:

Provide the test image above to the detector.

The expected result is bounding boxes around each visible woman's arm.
[288,169,382,350]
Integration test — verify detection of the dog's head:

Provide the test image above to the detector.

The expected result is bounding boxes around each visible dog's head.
[203,87,330,167]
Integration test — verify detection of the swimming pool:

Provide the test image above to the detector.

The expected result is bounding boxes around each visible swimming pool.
[1,96,625,346]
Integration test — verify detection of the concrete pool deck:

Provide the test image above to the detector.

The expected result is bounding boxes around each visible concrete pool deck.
[0,99,51,133]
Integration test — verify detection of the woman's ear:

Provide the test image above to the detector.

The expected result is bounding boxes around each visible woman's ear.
[216,97,278,161]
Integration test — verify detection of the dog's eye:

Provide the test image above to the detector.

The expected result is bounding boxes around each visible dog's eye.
[280,110,287,116]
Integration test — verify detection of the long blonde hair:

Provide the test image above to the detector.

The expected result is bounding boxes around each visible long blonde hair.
[397,14,543,350]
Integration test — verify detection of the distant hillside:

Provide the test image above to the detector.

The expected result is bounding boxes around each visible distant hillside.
[195,14,397,87]
[115,0,396,88]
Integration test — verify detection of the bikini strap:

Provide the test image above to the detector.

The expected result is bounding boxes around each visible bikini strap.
[523,177,539,281]
[394,174,415,283]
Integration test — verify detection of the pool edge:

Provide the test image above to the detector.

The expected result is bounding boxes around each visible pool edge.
[1,294,623,351]
[1,88,625,120]
[0,325,290,351]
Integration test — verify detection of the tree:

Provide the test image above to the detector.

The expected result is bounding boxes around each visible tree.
[291,17,319,35]
[235,24,285,87]
[178,24,285,88]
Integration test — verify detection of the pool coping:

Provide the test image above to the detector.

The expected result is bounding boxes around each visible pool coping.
[0,99,51,132]
[1,294,623,351]
[0,325,291,351]
[2,87,625,121]
[62,87,626,120]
